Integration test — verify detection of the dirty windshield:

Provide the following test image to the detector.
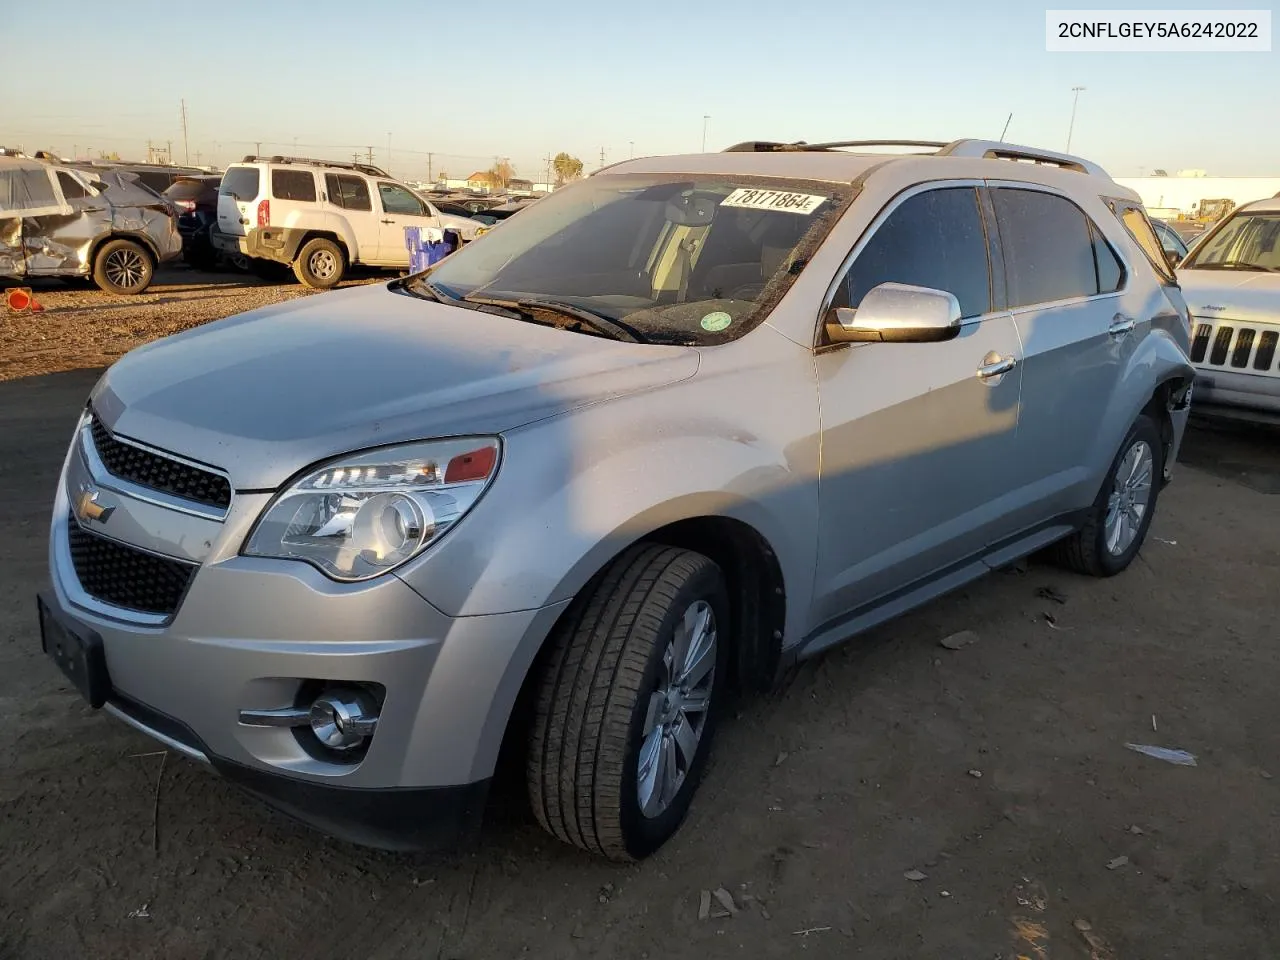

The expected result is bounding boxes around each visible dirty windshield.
[407,174,850,344]
[1183,212,1280,272]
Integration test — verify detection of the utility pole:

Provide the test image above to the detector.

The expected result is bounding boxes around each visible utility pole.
[166,140,173,165]
[195,150,202,166]
[255,141,262,156]
[427,152,433,181]
[180,98,190,166]
[702,115,710,152]
[147,138,152,164]
[366,146,374,167]
[599,146,606,169]
[73,143,78,160]
[544,152,553,189]
[1065,86,1086,152]
[629,140,635,158]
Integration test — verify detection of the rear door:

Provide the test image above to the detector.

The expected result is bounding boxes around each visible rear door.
[374,180,440,264]
[991,184,1139,525]
[216,165,262,237]
[323,173,379,263]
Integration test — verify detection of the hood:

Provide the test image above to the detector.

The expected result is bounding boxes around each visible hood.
[1176,269,1280,326]
[91,283,699,489]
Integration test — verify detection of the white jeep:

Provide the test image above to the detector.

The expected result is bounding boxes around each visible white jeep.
[212,156,485,288]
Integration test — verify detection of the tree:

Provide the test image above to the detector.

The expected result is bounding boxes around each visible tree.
[489,159,515,188]
[553,152,584,186]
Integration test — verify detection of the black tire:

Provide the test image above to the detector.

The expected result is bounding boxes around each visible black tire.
[1050,413,1164,577]
[292,237,345,289]
[92,239,154,295]
[527,545,730,861]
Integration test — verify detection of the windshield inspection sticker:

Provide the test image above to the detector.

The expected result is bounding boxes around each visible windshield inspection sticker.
[701,311,733,332]
[721,188,826,215]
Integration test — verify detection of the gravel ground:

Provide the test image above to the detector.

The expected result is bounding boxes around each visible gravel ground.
[0,286,1278,959]
[0,265,379,383]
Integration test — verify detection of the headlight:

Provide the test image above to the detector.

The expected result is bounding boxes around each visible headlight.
[243,437,500,582]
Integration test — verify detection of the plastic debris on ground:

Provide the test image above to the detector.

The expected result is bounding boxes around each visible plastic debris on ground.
[1125,743,1197,766]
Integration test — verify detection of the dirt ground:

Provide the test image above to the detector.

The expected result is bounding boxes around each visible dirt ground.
[1,273,1278,959]
[0,265,379,383]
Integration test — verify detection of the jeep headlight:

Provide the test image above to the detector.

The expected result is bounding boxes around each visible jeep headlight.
[244,438,500,581]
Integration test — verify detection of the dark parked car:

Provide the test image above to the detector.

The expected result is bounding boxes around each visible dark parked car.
[162,175,246,271]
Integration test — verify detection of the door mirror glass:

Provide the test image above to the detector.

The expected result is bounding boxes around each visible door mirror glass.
[825,282,962,343]
[1165,249,1183,269]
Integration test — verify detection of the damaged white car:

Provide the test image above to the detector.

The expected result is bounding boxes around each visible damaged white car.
[1,156,182,295]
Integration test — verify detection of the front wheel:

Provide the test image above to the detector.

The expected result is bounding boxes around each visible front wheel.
[93,239,154,295]
[527,545,730,861]
[1050,413,1164,577]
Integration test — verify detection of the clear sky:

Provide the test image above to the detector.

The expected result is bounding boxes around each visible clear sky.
[6,0,1276,180]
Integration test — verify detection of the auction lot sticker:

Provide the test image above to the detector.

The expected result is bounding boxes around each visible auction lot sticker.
[721,189,826,215]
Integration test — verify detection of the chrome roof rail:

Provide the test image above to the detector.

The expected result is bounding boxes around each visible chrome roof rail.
[938,140,1112,179]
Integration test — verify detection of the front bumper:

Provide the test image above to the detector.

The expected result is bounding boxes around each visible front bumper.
[1193,368,1280,424]
[44,422,570,849]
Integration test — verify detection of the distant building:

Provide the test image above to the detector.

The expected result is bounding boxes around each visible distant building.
[1114,176,1280,218]
[506,178,534,196]
[465,170,499,193]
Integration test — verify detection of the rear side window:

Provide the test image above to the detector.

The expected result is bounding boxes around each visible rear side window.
[272,169,317,202]
[838,187,991,319]
[325,173,371,211]
[219,167,260,201]
[992,188,1109,308]
[1108,199,1176,282]
[57,171,87,200]
[1092,226,1125,293]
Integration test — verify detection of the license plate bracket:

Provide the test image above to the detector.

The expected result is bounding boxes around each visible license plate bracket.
[37,594,110,709]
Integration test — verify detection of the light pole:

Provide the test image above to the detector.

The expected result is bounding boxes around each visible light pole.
[1065,86,1086,152]
[701,115,710,151]
[629,140,635,158]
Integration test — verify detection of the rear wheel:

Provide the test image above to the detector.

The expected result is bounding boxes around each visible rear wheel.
[292,238,345,289]
[1050,414,1163,577]
[527,545,730,861]
[92,239,154,295]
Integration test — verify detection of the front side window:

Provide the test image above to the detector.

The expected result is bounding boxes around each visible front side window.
[379,182,425,216]
[1182,212,1280,273]
[836,187,991,319]
[272,169,317,202]
[993,188,1109,309]
[325,174,371,211]
[410,174,851,345]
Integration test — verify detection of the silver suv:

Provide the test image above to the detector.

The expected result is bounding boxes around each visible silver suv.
[39,138,1195,861]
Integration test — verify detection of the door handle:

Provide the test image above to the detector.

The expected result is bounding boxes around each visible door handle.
[1109,314,1137,337]
[381,219,396,225]
[977,355,1017,379]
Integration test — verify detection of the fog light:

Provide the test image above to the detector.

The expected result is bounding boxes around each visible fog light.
[308,688,379,751]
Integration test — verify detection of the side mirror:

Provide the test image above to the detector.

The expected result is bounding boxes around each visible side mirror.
[1165,250,1183,269]
[825,282,963,344]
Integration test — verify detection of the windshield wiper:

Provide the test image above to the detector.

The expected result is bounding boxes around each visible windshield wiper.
[1199,261,1273,272]
[516,298,650,344]
[461,295,648,343]
[402,277,525,318]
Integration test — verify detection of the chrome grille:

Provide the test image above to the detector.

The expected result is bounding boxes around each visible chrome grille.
[1191,319,1280,380]
[90,414,232,510]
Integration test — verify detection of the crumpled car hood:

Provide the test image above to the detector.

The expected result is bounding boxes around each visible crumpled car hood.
[91,282,699,489]
[1177,269,1280,326]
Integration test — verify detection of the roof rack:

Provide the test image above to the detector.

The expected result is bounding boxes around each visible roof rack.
[720,138,1111,179]
[722,139,946,153]
[239,154,390,178]
[936,140,1110,178]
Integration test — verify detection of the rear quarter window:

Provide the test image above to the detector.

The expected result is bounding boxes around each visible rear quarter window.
[219,167,261,201]
[272,169,317,202]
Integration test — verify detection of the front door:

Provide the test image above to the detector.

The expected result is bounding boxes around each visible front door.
[374,181,441,265]
[812,184,1024,627]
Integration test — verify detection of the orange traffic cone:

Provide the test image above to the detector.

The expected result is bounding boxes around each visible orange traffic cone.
[4,287,44,312]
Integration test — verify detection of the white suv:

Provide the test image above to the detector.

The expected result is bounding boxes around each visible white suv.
[212,156,485,288]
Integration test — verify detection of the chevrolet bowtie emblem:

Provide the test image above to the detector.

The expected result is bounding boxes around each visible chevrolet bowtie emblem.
[74,486,115,524]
